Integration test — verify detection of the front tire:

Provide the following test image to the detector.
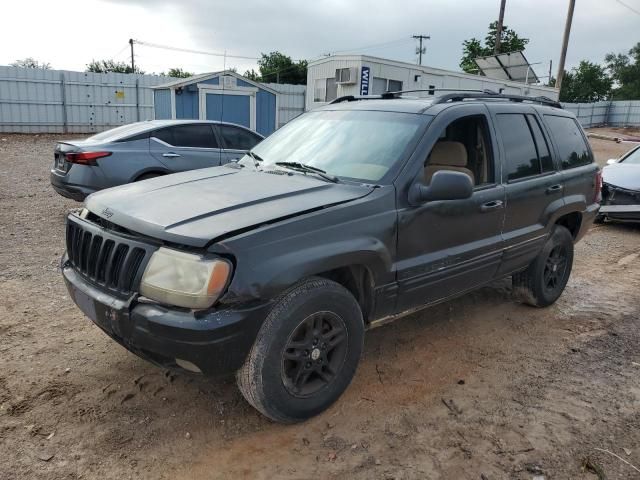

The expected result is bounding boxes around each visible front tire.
[512,225,574,307]
[237,277,364,423]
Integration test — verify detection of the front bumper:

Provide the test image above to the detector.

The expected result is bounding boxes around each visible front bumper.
[62,259,271,376]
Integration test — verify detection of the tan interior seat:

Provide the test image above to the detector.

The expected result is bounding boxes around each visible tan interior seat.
[424,141,475,185]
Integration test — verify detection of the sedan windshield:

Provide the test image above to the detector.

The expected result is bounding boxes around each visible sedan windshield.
[247,110,426,182]
[621,147,640,165]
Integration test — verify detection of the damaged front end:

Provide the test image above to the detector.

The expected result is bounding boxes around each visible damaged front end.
[600,182,640,222]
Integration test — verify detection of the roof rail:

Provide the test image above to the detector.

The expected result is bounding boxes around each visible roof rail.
[329,89,562,109]
[433,92,562,108]
[329,95,383,104]
[380,88,498,99]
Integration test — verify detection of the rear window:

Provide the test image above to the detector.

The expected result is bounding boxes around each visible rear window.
[86,122,153,143]
[543,115,592,169]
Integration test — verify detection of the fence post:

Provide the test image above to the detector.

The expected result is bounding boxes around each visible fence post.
[60,73,68,134]
[589,103,594,128]
[135,78,140,122]
[626,102,632,127]
[577,104,581,126]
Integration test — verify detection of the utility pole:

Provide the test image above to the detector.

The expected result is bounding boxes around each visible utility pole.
[412,34,430,65]
[494,0,507,54]
[556,0,576,93]
[129,38,135,72]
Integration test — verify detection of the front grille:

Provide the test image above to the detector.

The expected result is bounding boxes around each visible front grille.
[66,217,154,295]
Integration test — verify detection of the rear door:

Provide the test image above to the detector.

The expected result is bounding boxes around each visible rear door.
[217,124,263,164]
[150,123,222,171]
[489,106,565,275]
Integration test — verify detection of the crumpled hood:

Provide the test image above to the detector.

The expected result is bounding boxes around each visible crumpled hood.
[602,163,640,191]
[86,166,373,247]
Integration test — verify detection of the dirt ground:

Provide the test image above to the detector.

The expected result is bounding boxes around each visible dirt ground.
[0,129,639,480]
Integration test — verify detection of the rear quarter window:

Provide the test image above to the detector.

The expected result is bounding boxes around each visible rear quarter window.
[543,115,592,169]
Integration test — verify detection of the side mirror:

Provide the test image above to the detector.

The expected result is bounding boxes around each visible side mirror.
[606,158,617,165]
[409,170,474,204]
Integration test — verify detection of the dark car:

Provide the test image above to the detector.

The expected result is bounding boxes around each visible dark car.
[50,120,263,201]
[599,144,640,222]
[61,91,600,423]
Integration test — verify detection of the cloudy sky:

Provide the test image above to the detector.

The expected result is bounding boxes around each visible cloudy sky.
[1,0,638,80]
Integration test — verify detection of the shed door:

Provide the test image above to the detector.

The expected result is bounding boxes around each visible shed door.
[205,93,251,128]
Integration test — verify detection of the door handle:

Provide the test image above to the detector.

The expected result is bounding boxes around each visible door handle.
[480,200,504,212]
[162,152,181,158]
[546,184,563,194]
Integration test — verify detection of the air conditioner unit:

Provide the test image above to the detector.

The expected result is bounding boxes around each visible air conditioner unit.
[335,67,357,84]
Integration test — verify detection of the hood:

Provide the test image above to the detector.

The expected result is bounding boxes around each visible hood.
[602,163,640,191]
[86,166,373,247]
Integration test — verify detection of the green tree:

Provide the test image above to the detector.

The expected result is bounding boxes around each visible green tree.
[166,68,193,78]
[605,42,640,100]
[11,57,51,69]
[557,61,612,102]
[86,59,144,74]
[243,52,307,84]
[460,21,529,73]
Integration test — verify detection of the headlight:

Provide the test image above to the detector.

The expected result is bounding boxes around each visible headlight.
[139,247,231,309]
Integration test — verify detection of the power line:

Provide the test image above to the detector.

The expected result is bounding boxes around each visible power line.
[133,39,260,61]
[615,0,640,16]
[325,38,413,56]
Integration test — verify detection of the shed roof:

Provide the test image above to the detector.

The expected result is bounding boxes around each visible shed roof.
[152,70,279,94]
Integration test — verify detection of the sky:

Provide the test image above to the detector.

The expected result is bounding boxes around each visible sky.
[1,0,638,81]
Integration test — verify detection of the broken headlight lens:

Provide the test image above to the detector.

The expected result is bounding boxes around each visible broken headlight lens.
[139,247,231,309]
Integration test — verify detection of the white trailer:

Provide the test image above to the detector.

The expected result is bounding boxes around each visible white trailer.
[306,54,558,110]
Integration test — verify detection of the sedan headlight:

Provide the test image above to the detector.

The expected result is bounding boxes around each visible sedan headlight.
[140,247,231,309]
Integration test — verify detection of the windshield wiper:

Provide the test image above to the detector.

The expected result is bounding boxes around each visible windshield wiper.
[246,151,264,164]
[275,161,339,183]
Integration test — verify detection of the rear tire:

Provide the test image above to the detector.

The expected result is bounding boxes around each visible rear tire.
[512,225,574,307]
[237,277,364,423]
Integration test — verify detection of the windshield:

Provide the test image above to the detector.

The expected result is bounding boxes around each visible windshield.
[246,110,426,182]
[85,122,153,142]
[620,146,640,165]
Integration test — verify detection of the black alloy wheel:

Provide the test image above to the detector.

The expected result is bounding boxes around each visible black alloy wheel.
[281,311,348,398]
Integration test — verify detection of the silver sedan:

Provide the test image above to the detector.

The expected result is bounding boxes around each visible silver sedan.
[50,120,264,201]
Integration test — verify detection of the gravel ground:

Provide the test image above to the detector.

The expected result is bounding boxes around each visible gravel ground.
[0,130,639,479]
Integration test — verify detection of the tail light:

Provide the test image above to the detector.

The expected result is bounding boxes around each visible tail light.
[65,151,111,165]
[594,169,603,203]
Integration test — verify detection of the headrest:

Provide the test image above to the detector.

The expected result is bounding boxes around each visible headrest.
[429,141,468,167]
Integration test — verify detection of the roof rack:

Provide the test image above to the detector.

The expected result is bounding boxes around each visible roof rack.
[432,92,562,108]
[329,89,496,105]
[329,89,562,109]
[380,88,498,99]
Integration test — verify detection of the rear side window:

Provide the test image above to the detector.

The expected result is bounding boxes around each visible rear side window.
[152,124,218,148]
[172,124,218,148]
[526,114,555,172]
[543,115,592,169]
[219,125,261,150]
[496,114,540,181]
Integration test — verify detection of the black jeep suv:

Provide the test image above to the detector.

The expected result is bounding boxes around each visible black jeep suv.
[62,91,600,423]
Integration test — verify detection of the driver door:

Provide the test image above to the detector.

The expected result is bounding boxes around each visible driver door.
[395,105,506,312]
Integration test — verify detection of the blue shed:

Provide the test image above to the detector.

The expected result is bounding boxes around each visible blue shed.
[152,71,279,136]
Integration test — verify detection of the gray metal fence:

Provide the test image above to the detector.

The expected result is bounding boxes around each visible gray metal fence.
[262,82,306,128]
[0,65,167,133]
[0,67,308,134]
[562,100,640,128]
